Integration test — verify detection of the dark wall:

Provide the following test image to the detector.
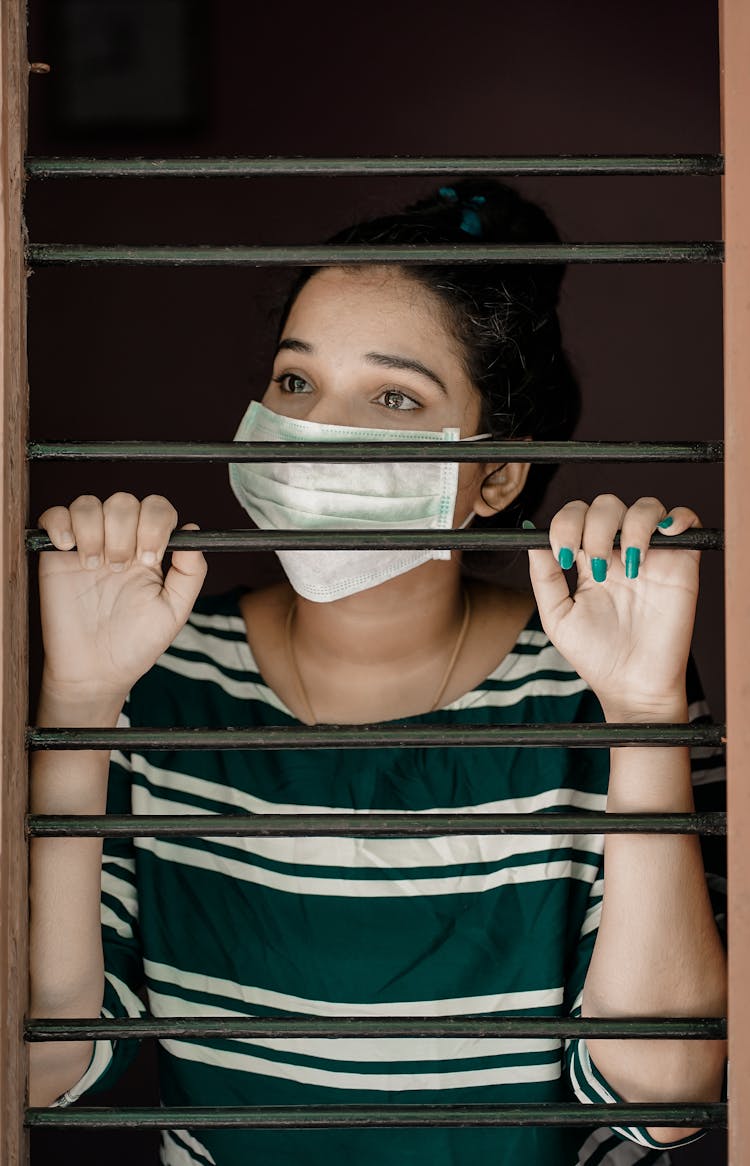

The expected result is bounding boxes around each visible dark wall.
[26,2,725,1163]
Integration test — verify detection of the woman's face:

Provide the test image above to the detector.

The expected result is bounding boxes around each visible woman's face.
[263,265,483,434]
[261,266,523,524]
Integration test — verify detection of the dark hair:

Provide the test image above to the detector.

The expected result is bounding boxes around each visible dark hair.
[275,179,581,525]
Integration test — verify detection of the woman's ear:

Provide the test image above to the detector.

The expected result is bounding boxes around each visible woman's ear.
[473,458,532,516]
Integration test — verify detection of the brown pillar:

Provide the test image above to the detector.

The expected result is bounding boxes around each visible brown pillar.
[0,0,29,1162]
[720,0,750,1162]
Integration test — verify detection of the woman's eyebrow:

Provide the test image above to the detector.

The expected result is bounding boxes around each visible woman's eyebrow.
[276,338,314,355]
[364,352,447,393]
[275,338,447,394]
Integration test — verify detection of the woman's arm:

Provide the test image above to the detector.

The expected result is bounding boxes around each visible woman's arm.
[28,492,206,1106]
[582,717,727,1143]
[526,493,727,1144]
[28,686,123,1107]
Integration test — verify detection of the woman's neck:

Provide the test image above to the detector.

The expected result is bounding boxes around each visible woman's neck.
[291,559,467,674]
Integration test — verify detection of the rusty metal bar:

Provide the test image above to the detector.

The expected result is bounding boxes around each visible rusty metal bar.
[24,155,725,179]
[26,438,724,463]
[720,1,750,1163]
[24,1016,727,1041]
[25,810,726,838]
[25,528,723,553]
[26,723,725,751]
[26,242,724,267]
[25,1101,727,1131]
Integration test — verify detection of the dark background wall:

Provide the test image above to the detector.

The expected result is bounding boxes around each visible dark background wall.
[25,1,725,1163]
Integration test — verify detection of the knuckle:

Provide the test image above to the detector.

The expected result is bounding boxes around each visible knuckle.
[37,505,67,526]
[69,494,101,511]
[142,494,178,518]
[103,491,139,511]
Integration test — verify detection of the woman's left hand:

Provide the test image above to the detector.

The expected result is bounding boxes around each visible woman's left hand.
[526,495,701,720]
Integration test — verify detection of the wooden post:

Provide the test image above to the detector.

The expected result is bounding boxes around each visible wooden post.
[0,0,28,1163]
[720,1,750,1163]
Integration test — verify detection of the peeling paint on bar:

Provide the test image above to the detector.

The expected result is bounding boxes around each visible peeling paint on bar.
[25,528,723,553]
[24,1101,727,1130]
[26,439,724,462]
[26,811,727,838]
[26,723,725,751]
[26,242,725,266]
[25,1016,727,1041]
[25,155,725,179]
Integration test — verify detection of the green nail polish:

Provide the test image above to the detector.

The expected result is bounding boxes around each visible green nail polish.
[658,516,674,529]
[591,557,607,583]
[558,547,574,570]
[625,546,641,579]
[521,519,536,530]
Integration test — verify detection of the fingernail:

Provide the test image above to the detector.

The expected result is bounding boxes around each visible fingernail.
[109,561,127,573]
[521,519,536,530]
[625,546,641,579]
[85,555,101,570]
[558,547,574,570]
[60,531,75,548]
[141,550,157,565]
[591,557,608,583]
[658,516,674,529]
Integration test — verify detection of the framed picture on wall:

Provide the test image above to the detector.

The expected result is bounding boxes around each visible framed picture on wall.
[47,0,209,138]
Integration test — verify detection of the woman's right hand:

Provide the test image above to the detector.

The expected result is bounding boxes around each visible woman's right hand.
[37,493,208,702]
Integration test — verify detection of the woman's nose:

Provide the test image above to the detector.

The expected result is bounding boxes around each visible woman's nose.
[303,391,360,427]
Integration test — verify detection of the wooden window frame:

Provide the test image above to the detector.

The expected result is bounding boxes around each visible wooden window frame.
[1,0,748,1160]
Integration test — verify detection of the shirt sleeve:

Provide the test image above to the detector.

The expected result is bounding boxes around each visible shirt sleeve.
[563,655,727,1149]
[49,699,148,1108]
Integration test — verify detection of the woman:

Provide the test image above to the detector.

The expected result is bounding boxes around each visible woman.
[29,181,727,1166]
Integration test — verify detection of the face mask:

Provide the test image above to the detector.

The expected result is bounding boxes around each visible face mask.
[228,400,490,603]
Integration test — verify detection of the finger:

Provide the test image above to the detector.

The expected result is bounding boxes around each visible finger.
[136,494,179,568]
[580,494,628,583]
[68,495,105,571]
[37,505,76,551]
[162,523,207,617]
[654,506,703,567]
[524,522,575,628]
[618,497,667,579]
[654,506,703,534]
[102,492,140,572]
[547,499,588,571]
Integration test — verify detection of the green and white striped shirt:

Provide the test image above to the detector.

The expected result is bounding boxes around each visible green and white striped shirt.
[51,587,724,1166]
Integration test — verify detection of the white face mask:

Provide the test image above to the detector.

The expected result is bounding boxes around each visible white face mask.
[228,400,490,603]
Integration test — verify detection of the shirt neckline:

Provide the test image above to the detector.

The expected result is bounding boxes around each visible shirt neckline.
[227,586,542,723]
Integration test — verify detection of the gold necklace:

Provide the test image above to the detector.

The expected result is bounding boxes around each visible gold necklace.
[284,587,472,724]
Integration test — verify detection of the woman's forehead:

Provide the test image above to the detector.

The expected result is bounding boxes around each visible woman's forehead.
[286,267,453,344]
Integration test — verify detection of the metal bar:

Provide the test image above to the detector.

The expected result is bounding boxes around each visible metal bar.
[26,242,724,267]
[24,155,725,179]
[720,2,750,1163]
[26,438,724,463]
[25,528,723,553]
[26,724,725,751]
[25,1016,727,1042]
[26,811,727,838]
[25,1101,727,1130]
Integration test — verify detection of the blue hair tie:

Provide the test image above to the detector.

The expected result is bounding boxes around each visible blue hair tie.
[438,188,486,237]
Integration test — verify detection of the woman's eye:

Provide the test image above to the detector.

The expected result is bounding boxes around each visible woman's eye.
[376,389,420,411]
[274,373,312,394]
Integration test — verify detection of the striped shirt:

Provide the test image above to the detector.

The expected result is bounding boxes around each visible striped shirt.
[50,586,725,1166]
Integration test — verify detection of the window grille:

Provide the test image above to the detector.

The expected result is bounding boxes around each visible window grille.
[1,0,747,1161]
